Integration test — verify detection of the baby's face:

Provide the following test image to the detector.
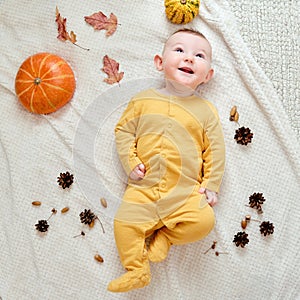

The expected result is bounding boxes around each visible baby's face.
[161,32,213,90]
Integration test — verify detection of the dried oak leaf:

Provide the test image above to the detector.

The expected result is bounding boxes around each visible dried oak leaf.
[56,7,75,42]
[85,11,118,36]
[102,55,124,85]
[56,7,89,50]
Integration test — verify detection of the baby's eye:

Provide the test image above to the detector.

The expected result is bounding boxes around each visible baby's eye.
[196,53,205,59]
[175,48,183,53]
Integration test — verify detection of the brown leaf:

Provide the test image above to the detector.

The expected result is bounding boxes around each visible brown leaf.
[85,11,118,36]
[69,31,77,44]
[55,7,75,42]
[55,7,89,50]
[102,55,124,84]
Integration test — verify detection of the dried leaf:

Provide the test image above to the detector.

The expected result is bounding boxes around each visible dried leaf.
[55,7,74,42]
[55,7,89,50]
[102,55,124,85]
[85,11,118,36]
[69,31,77,44]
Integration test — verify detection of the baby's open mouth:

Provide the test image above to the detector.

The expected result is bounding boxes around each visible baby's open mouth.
[178,67,194,74]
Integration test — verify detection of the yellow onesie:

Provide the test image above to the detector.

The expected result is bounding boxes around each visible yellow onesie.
[108,88,225,292]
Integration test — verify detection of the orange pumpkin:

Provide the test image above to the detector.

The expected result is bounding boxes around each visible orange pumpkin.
[15,52,76,114]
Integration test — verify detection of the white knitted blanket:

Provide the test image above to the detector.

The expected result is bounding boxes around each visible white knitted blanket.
[0,1,299,299]
[228,0,300,139]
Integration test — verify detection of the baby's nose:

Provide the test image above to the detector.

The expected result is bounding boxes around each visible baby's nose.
[184,55,194,63]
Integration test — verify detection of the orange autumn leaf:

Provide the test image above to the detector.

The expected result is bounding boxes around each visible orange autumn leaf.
[102,55,124,85]
[55,7,89,50]
[85,11,118,37]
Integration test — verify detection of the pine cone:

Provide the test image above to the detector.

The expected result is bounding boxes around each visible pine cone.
[79,209,96,225]
[35,220,49,232]
[249,192,265,213]
[233,231,249,247]
[57,171,74,189]
[259,221,274,236]
[234,126,253,145]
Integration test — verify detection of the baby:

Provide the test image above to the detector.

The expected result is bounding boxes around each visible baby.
[108,29,225,293]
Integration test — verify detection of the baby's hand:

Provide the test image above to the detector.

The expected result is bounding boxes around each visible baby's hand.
[199,187,218,207]
[129,164,146,180]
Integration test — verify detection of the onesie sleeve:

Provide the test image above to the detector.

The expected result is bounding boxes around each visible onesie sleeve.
[115,100,142,176]
[200,104,225,193]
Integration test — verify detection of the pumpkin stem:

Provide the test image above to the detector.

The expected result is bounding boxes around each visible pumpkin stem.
[180,0,187,4]
[34,78,42,85]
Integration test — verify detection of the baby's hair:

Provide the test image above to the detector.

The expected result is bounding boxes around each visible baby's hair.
[171,28,208,41]
[163,28,212,59]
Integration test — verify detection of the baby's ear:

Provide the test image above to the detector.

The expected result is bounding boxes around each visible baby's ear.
[203,68,214,83]
[154,54,163,71]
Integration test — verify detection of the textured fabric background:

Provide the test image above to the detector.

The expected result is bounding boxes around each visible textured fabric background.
[0,1,299,300]
[227,0,299,138]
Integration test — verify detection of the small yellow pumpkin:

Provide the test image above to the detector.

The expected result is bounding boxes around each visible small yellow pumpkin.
[165,0,200,24]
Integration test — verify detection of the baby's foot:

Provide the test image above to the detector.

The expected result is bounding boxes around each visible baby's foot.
[147,232,171,262]
[107,268,151,293]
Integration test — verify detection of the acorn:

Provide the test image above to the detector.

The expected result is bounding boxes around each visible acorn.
[94,254,104,263]
[89,219,95,228]
[230,105,237,117]
[233,111,239,122]
[229,105,239,122]
[241,219,247,229]
[245,215,251,222]
[100,197,107,208]
[61,206,70,214]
